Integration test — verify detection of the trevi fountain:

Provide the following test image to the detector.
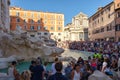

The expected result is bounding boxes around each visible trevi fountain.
[0,29,118,80]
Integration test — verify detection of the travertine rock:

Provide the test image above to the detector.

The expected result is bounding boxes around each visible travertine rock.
[88,70,113,80]
[0,31,64,59]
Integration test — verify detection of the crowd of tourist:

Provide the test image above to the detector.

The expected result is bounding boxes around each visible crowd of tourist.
[64,53,120,80]
[3,41,120,80]
[69,41,120,54]
[7,53,120,80]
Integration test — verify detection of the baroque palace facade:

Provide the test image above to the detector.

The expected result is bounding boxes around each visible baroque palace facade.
[64,12,89,41]
[89,0,120,41]
[10,7,64,41]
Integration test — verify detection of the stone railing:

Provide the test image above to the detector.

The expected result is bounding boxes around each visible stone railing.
[0,73,14,80]
[0,77,14,80]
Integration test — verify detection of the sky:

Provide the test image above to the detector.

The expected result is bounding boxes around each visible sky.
[10,0,113,25]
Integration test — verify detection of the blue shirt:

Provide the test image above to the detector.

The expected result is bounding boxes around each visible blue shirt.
[32,64,44,80]
[48,73,68,80]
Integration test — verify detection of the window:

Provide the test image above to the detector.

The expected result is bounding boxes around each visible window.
[119,38,120,42]
[38,33,41,35]
[94,29,100,34]
[117,4,119,7]
[98,19,99,23]
[16,25,21,30]
[115,24,120,31]
[109,24,112,30]
[79,34,83,37]
[101,17,103,22]
[31,13,34,18]
[31,19,34,23]
[58,16,61,19]
[107,26,109,31]
[117,3,120,7]
[7,0,10,5]
[59,22,60,24]
[38,20,40,23]
[51,33,54,35]
[16,12,19,16]
[24,12,26,17]
[107,24,112,31]
[108,14,110,18]
[51,16,54,19]
[24,19,27,23]
[115,25,117,31]
[44,21,47,24]
[30,35,35,37]
[44,27,47,30]
[44,15,47,19]
[37,26,41,30]
[30,26,34,30]
[58,33,61,35]
[108,7,111,11]
[101,28,104,32]
[44,33,48,35]
[38,13,40,18]
[51,27,54,30]
[16,18,20,22]
[16,25,19,29]
[24,26,27,30]
[107,26,110,31]
[58,27,61,30]
[117,12,120,18]
[80,21,82,25]
[101,11,104,15]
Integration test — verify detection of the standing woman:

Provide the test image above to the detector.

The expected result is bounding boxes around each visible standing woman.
[71,64,82,80]
[8,61,20,80]
[91,58,97,71]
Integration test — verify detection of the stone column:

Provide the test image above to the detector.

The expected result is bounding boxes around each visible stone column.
[83,32,85,41]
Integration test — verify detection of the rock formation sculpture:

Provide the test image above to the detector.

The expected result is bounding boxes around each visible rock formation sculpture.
[88,70,113,80]
[0,30,64,69]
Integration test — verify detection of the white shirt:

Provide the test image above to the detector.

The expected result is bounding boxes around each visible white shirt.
[102,62,108,72]
[51,63,56,74]
[43,66,46,71]
[8,67,15,79]
[103,62,107,67]
[73,71,81,80]
[118,58,120,68]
